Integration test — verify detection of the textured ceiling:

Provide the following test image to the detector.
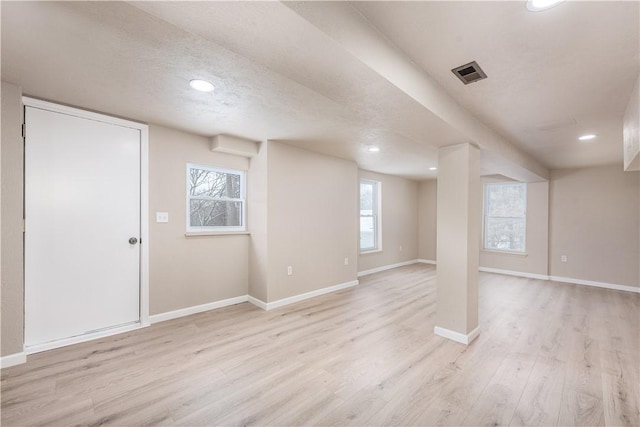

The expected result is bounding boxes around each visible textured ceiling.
[1,1,638,179]
[354,1,639,169]
[1,1,468,180]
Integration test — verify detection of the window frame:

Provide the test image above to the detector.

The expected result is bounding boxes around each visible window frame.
[359,179,382,254]
[186,163,246,233]
[483,182,527,254]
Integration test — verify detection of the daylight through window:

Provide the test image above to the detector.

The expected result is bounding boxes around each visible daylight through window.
[360,179,381,252]
[187,164,246,232]
[483,182,526,253]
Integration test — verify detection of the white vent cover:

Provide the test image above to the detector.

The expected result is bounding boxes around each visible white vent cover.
[451,61,487,85]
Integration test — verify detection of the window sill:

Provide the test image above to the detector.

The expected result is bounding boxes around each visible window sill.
[360,249,382,255]
[185,231,250,237]
[482,249,528,257]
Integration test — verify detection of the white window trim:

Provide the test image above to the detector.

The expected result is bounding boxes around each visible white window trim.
[186,163,246,233]
[360,179,382,254]
[482,182,527,254]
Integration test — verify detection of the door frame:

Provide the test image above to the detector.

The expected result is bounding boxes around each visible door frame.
[23,96,150,354]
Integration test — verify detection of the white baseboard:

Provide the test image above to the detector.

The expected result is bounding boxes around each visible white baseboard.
[0,352,27,369]
[479,267,549,281]
[358,259,420,277]
[248,295,268,310]
[249,279,359,311]
[149,295,249,324]
[434,326,480,345]
[477,268,639,294]
[352,257,638,295]
[549,276,640,294]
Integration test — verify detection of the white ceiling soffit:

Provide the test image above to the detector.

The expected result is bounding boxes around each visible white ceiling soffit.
[284,1,549,181]
[352,1,640,171]
[1,1,467,180]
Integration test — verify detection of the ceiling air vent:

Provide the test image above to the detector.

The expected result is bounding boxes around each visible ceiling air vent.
[451,61,487,85]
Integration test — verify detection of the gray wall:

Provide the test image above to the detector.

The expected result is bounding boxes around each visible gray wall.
[418,166,639,287]
[1,81,24,356]
[149,124,249,315]
[266,142,358,302]
[358,170,419,272]
[418,179,437,261]
[549,165,639,287]
[479,177,549,276]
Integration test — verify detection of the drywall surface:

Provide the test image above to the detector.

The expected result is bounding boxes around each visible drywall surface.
[435,143,480,335]
[248,141,269,302]
[149,124,249,315]
[266,142,358,302]
[358,170,419,272]
[549,165,639,287]
[418,179,437,261]
[1,81,24,356]
[623,74,639,171]
[480,177,549,276]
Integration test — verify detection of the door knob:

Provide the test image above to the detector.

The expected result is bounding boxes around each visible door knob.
[129,237,138,245]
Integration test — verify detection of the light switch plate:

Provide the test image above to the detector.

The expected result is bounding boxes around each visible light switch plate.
[156,212,169,223]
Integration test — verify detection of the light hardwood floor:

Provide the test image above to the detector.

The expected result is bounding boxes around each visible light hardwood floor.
[1,264,639,426]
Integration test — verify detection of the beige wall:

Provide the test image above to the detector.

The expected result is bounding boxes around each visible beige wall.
[248,141,268,302]
[149,125,249,315]
[479,177,549,276]
[549,165,640,287]
[266,142,358,302]
[623,73,639,171]
[358,170,419,272]
[435,143,480,335]
[418,179,437,261]
[1,81,24,356]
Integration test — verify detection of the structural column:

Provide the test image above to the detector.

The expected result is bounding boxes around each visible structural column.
[435,143,481,345]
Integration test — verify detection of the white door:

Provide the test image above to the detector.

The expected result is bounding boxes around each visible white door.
[25,104,141,348]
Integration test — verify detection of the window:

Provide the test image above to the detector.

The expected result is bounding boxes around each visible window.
[360,179,381,252]
[483,182,526,252]
[187,164,246,232]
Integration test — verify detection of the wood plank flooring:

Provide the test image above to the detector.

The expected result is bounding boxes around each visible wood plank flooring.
[1,264,638,426]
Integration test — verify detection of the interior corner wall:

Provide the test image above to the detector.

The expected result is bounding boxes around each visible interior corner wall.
[1,81,24,356]
[623,73,639,171]
[549,165,640,288]
[358,170,419,272]
[248,141,268,302]
[479,177,549,276]
[149,124,249,315]
[266,142,358,302]
[418,179,437,261]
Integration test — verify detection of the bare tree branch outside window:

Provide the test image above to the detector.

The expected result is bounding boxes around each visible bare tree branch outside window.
[187,165,244,230]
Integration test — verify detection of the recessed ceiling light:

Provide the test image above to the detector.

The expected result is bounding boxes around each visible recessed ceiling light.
[368,147,380,152]
[526,0,564,12]
[189,79,215,93]
[429,167,438,171]
[578,134,597,141]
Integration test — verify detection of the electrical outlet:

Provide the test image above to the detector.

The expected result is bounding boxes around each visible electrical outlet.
[561,255,567,262]
[344,257,349,266]
[287,266,293,276]
[156,212,169,223]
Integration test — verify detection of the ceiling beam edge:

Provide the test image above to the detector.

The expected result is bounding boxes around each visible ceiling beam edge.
[284,1,549,181]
